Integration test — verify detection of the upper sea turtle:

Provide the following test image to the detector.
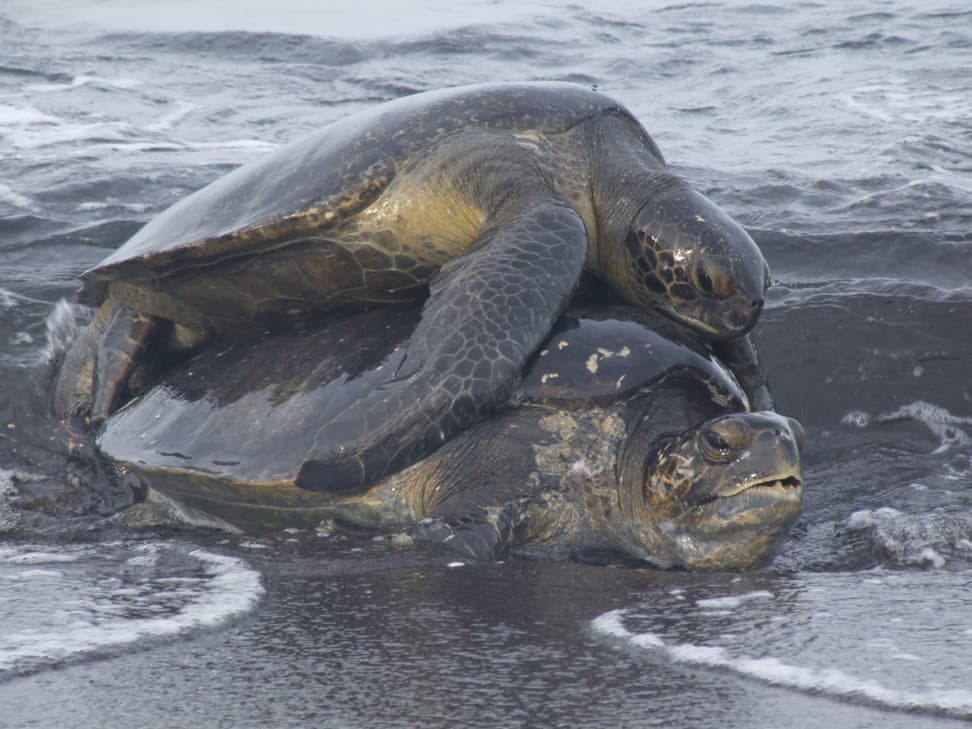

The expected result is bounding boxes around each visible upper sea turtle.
[57,82,773,494]
[97,304,802,569]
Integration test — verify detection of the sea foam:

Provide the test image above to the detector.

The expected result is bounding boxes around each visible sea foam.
[0,470,22,533]
[695,590,773,611]
[844,507,972,568]
[593,603,972,720]
[0,541,264,677]
[842,400,972,453]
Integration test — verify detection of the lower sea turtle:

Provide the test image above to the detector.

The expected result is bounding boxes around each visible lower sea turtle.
[58,82,773,495]
[96,305,802,569]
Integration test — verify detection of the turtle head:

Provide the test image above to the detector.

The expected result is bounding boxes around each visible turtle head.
[629,411,803,570]
[620,185,770,342]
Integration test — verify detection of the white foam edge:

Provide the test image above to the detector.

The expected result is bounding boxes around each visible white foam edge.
[841,400,972,453]
[0,544,263,672]
[0,468,24,532]
[592,609,972,718]
[695,590,773,610]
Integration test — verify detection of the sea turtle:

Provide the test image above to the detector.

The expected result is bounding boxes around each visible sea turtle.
[96,305,803,569]
[57,82,773,495]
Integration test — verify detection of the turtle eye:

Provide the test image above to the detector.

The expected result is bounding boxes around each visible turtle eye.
[699,427,733,463]
[695,263,714,294]
[691,257,730,299]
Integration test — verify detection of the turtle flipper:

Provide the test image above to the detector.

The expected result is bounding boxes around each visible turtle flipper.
[90,305,157,421]
[714,334,774,411]
[410,513,515,562]
[53,301,113,419]
[296,200,588,492]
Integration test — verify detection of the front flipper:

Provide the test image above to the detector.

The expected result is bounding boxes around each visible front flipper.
[296,200,588,492]
[410,512,516,562]
[714,333,774,411]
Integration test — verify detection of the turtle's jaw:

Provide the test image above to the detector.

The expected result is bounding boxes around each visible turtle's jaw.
[676,471,802,571]
[698,469,803,524]
[654,291,763,342]
[711,294,764,340]
[716,471,803,499]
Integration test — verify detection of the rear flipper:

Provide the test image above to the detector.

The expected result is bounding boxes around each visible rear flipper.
[52,301,156,422]
[296,200,588,493]
[90,305,157,421]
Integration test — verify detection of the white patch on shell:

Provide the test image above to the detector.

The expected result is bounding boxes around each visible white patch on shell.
[540,372,560,384]
[585,346,631,375]
[557,340,569,350]
[597,346,631,358]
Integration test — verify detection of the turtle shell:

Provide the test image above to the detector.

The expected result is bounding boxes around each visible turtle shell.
[96,304,744,528]
[96,306,421,527]
[81,82,654,304]
[517,306,746,409]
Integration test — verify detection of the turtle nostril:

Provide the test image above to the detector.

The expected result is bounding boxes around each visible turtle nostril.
[751,298,763,311]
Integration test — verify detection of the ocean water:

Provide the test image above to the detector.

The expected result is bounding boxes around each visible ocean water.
[1,1,971,727]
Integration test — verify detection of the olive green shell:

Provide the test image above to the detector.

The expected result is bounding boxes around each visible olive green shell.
[81,82,659,304]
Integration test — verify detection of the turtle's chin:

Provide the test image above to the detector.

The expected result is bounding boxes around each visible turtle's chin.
[656,294,762,343]
[700,472,803,528]
[674,471,803,570]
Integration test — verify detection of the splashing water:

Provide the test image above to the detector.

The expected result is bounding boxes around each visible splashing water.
[844,507,972,569]
[42,298,88,365]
